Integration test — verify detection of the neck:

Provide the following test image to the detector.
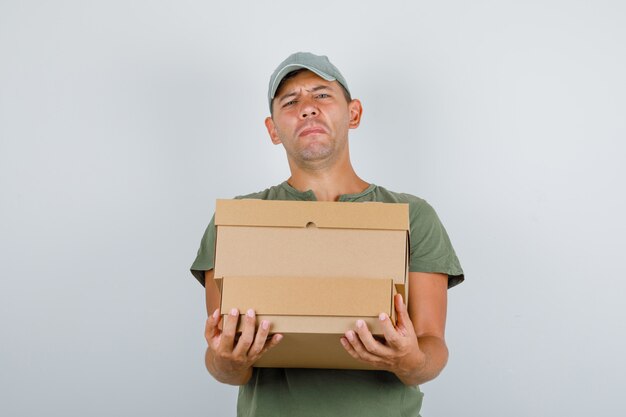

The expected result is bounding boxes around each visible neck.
[286,152,369,202]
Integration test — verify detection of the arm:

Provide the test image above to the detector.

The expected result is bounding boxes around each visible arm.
[341,271,449,386]
[203,269,283,385]
[403,271,449,384]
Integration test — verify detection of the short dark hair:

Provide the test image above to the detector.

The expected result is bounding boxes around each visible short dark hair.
[271,69,352,115]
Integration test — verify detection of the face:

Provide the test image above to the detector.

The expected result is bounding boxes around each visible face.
[265,70,362,168]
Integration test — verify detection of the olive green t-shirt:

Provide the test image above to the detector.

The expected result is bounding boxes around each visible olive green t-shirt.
[191,181,464,417]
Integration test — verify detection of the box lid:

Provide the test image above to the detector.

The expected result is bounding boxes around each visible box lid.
[214,199,410,289]
[215,199,409,231]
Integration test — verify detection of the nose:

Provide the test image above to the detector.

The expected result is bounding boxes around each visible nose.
[299,98,318,119]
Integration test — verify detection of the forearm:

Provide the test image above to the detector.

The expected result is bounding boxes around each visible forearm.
[204,347,253,386]
[394,336,449,386]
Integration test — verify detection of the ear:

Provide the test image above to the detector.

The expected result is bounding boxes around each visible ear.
[265,116,282,145]
[347,99,363,129]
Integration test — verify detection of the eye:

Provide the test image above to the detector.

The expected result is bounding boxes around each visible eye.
[316,93,330,99]
[282,100,297,108]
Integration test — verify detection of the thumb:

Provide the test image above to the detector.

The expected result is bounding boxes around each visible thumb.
[394,294,412,335]
[205,309,222,341]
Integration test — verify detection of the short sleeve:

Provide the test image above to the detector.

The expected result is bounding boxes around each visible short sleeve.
[190,214,216,286]
[408,201,464,288]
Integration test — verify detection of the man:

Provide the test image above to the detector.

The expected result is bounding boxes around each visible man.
[191,52,464,417]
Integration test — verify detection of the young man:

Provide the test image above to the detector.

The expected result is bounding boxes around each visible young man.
[191,52,464,417]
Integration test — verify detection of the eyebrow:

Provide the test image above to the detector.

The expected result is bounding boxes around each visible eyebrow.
[278,85,331,102]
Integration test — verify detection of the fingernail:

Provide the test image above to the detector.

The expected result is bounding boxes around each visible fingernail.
[275,334,283,342]
[346,331,354,341]
[340,338,347,346]
[230,308,238,316]
[261,320,269,330]
[247,309,254,318]
[356,320,364,328]
[379,313,387,321]
[213,309,220,319]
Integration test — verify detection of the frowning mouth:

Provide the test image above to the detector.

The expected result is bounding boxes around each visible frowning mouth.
[298,126,327,137]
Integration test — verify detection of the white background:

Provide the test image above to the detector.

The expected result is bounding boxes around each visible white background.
[1,1,624,416]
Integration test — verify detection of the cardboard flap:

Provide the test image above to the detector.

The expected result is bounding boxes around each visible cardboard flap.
[221,276,394,317]
[216,199,409,231]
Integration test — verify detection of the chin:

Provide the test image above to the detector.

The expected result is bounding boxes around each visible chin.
[299,148,334,161]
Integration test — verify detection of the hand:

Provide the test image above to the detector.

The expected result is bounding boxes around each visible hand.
[340,294,426,378]
[205,307,282,383]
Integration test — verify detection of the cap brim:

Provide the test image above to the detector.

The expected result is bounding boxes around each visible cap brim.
[269,64,336,99]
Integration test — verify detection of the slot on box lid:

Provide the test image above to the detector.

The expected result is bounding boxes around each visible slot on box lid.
[215,199,409,231]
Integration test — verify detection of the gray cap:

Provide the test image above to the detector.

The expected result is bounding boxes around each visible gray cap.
[268,52,350,111]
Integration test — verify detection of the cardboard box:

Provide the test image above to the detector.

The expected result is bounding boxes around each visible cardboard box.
[213,199,410,370]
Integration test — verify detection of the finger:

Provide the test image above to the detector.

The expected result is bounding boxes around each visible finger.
[340,337,361,360]
[204,309,221,343]
[233,309,256,357]
[248,319,271,358]
[344,330,385,365]
[341,336,384,368]
[259,333,283,356]
[354,319,393,357]
[219,308,240,352]
[394,294,413,336]
[378,312,402,348]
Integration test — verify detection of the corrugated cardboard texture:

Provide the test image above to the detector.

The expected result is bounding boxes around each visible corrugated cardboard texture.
[214,226,407,285]
[221,276,393,317]
[216,199,409,230]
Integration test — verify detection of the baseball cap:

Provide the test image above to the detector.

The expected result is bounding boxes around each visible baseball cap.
[268,52,350,111]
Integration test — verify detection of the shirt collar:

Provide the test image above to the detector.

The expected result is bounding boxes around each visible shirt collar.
[280,181,377,202]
